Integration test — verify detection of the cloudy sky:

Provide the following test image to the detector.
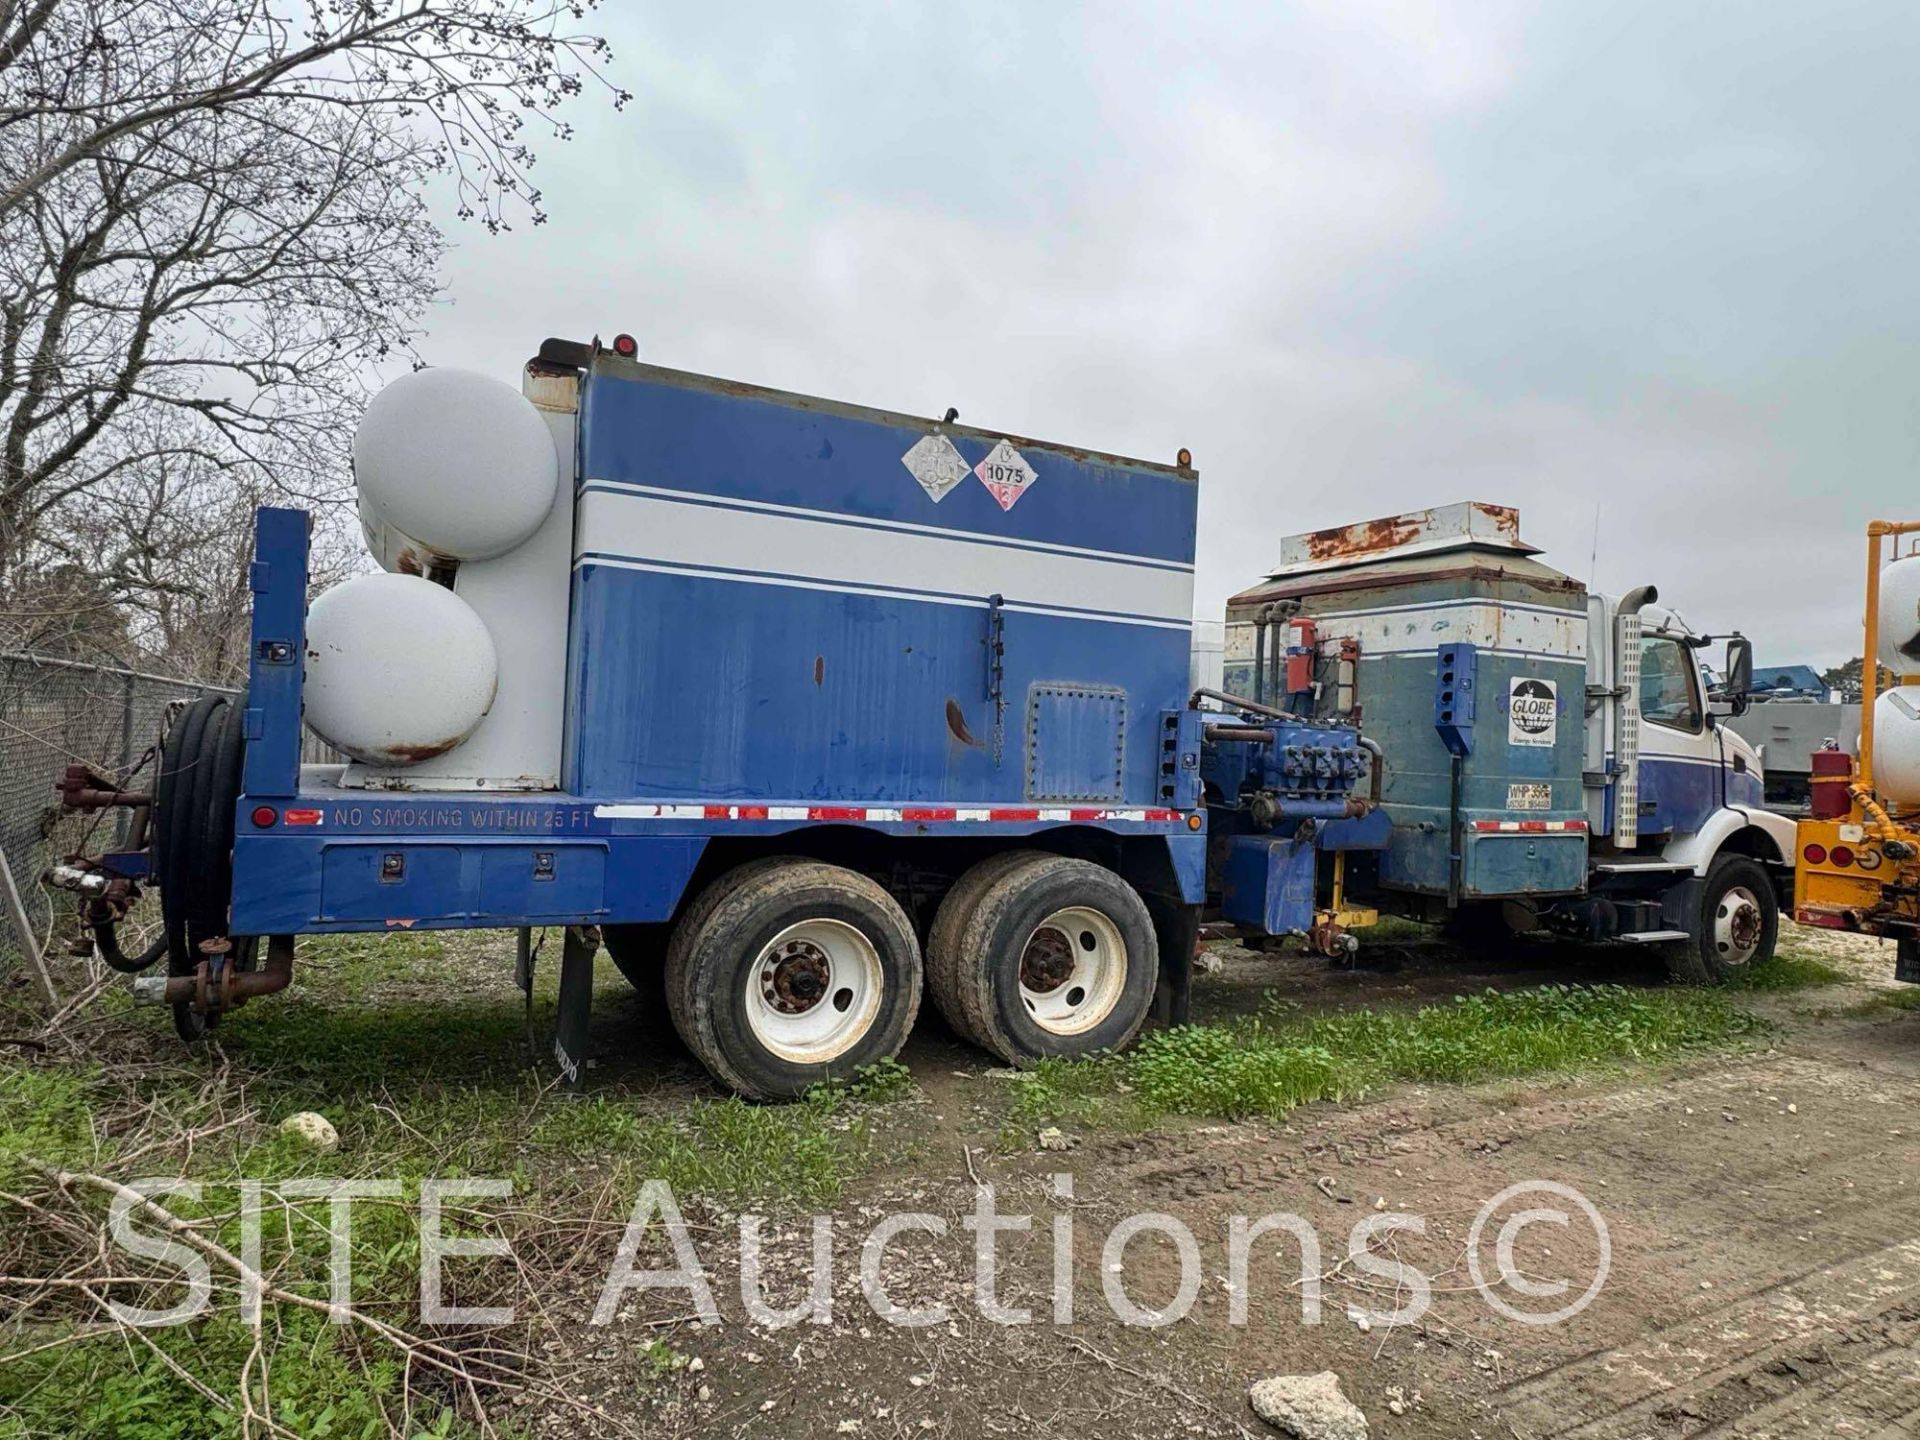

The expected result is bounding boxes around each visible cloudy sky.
[414,0,1918,669]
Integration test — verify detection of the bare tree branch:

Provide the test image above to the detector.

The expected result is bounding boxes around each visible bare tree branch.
[0,1,625,675]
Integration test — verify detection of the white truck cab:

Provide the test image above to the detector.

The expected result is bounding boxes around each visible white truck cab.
[1581,588,1796,978]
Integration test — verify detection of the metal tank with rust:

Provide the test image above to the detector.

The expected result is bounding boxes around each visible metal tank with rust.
[1223,503,1592,905]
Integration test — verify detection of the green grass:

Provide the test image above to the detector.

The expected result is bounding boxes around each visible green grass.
[1724,948,1849,991]
[1133,983,1765,1120]
[0,1064,100,1189]
[1008,968,1822,1133]
[531,1088,866,1206]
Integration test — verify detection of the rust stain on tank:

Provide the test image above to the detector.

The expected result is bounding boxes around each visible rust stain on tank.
[380,737,460,764]
[813,656,825,686]
[394,547,424,577]
[945,698,982,748]
[1303,513,1425,561]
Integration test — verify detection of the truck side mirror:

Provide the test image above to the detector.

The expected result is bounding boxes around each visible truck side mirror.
[1720,635,1753,714]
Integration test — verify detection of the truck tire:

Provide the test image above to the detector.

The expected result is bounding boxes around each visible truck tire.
[663,859,923,1100]
[604,922,670,989]
[926,853,1158,1067]
[1666,854,1778,985]
[604,922,676,1037]
[925,850,1045,1048]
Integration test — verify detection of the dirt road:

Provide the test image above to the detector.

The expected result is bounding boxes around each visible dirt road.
[574,929,1920,1440]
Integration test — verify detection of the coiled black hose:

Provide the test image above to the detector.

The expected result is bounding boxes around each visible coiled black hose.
[148,692,254,1041]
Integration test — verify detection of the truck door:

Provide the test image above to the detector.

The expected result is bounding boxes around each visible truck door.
[1633,630,1721,839]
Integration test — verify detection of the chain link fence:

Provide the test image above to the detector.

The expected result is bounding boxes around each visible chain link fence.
[0,652,236,995]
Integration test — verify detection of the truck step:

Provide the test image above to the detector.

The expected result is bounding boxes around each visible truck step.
[1617,929,1691,944]
[1591,859,1694,874]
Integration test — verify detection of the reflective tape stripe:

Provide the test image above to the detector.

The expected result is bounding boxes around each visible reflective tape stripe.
[593,803,1185,825]
[1472,819,1589,833]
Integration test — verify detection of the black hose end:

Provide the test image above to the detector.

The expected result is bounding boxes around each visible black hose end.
[91,914,168,973]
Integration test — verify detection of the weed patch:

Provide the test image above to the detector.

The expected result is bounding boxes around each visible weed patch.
[1013,980,1775,1131]
[1724,949,1849,991]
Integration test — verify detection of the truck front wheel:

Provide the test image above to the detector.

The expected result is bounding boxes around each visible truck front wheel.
[1666,855,1778,984]
[927,853,1158,1066]
[663,859,923,1100]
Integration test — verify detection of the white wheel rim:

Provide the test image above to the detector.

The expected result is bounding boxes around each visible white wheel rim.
[744,919,884,1064]
[1712,884,1764,967]
[1018,906,1128,1036]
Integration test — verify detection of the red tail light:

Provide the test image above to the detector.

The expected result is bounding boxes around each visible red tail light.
[1830,845,1856,867]
[251,806,278,828]
[1802,843,1827,865]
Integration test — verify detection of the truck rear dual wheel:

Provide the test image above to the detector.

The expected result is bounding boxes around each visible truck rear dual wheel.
[927,852,1159,1066]
[1665,854,1778,985]
[663,859,923,1100]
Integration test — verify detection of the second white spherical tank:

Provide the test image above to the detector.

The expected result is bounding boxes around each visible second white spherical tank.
[1873,688,1920,806]
[1877,554,1920,676]
[353,367,558,563]
[304,573,499,766]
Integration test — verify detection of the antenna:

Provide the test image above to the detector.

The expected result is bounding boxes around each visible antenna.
[1588,500,1601,588]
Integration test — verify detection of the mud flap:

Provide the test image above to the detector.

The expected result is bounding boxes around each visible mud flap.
[1898,936,1919,986]
[553,923,600,1086]
[1146,896,1196,1028]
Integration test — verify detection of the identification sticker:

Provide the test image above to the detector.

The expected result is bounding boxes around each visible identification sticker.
[1508,676,1558,748]
[1507,782,1552,811]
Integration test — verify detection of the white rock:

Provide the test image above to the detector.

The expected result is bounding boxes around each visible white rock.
[279,1111,339,1152]
[1249,1372,1369,1440]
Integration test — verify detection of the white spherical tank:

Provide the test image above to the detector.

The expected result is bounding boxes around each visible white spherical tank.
[305,573,499,766]
[353,368,558,564]
[1873,688,1920,805]
[1877,554,1920,676]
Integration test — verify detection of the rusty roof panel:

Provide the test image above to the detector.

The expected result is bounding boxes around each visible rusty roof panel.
[1269,501,1537,577]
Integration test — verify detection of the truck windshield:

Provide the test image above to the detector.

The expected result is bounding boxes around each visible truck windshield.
[1640,635,1702,732]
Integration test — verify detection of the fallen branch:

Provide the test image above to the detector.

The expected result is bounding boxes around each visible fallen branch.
[6,1161,646,1439]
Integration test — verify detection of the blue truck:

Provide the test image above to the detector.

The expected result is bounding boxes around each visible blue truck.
[53,338,1381,1097]
[1220,503,1794,982]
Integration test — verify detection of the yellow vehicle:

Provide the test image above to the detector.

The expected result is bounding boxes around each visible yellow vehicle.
[1794,520,1920,985]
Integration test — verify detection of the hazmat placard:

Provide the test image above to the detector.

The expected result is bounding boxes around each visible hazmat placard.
[1508,676,1558,748]
[974,440,1037,511]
